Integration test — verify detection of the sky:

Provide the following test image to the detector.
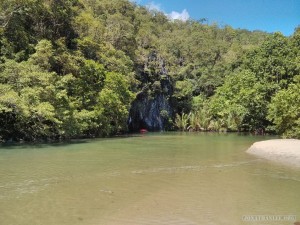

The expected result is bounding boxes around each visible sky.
[131,0,300,36]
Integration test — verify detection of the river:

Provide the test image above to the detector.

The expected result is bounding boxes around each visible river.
[0,133,299,225]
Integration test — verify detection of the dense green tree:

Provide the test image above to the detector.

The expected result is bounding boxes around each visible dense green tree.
[96,72,134,136]
[268,75,300,138]
[29,39,54,70]
[210,70,270,131]
[0,59,60,140]
[76,59,106,109]
[242,32,299,87]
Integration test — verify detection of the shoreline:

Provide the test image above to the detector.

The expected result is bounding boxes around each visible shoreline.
[247,139,300,168]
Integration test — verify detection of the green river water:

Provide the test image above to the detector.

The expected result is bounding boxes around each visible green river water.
[0,133,299,225]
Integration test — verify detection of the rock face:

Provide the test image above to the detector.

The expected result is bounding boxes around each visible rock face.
[128,93,172,131]
[128,75,173,132]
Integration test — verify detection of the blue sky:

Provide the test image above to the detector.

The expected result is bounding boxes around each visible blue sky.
[132,0,300,36]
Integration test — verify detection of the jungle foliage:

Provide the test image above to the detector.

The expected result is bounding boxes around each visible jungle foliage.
[0,0,299,141]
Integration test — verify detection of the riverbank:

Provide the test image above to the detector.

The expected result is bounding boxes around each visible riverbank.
[247,139,300,167]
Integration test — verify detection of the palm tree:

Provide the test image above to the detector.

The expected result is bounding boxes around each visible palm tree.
[199,108,211,131]
[188,112,201,131]
[175,113,190,131]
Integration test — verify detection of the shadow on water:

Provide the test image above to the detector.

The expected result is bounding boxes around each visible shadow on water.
[0,134,146,150]
[0,131,275,151]
[0,139,90,150]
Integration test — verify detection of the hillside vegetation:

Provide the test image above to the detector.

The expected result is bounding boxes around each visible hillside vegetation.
[0,0,299,141]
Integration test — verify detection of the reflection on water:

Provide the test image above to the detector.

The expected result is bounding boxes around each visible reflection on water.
[0,133,299,225]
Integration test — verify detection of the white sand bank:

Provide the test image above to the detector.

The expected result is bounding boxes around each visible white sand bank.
[247,139,300,167]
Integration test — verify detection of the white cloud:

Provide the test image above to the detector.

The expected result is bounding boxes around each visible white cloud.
[146,1,162,11]
[144,1,190,22]
[168,9,190,22]
[129,0,142,4]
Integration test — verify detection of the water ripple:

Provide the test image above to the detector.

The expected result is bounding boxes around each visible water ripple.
[0,177,59,199]
[131,160,259,175]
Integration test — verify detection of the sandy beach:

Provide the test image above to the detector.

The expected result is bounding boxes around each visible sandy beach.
[247,139,300,167]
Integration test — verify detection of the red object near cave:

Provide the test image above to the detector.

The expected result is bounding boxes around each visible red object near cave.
[140,129,148,133]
